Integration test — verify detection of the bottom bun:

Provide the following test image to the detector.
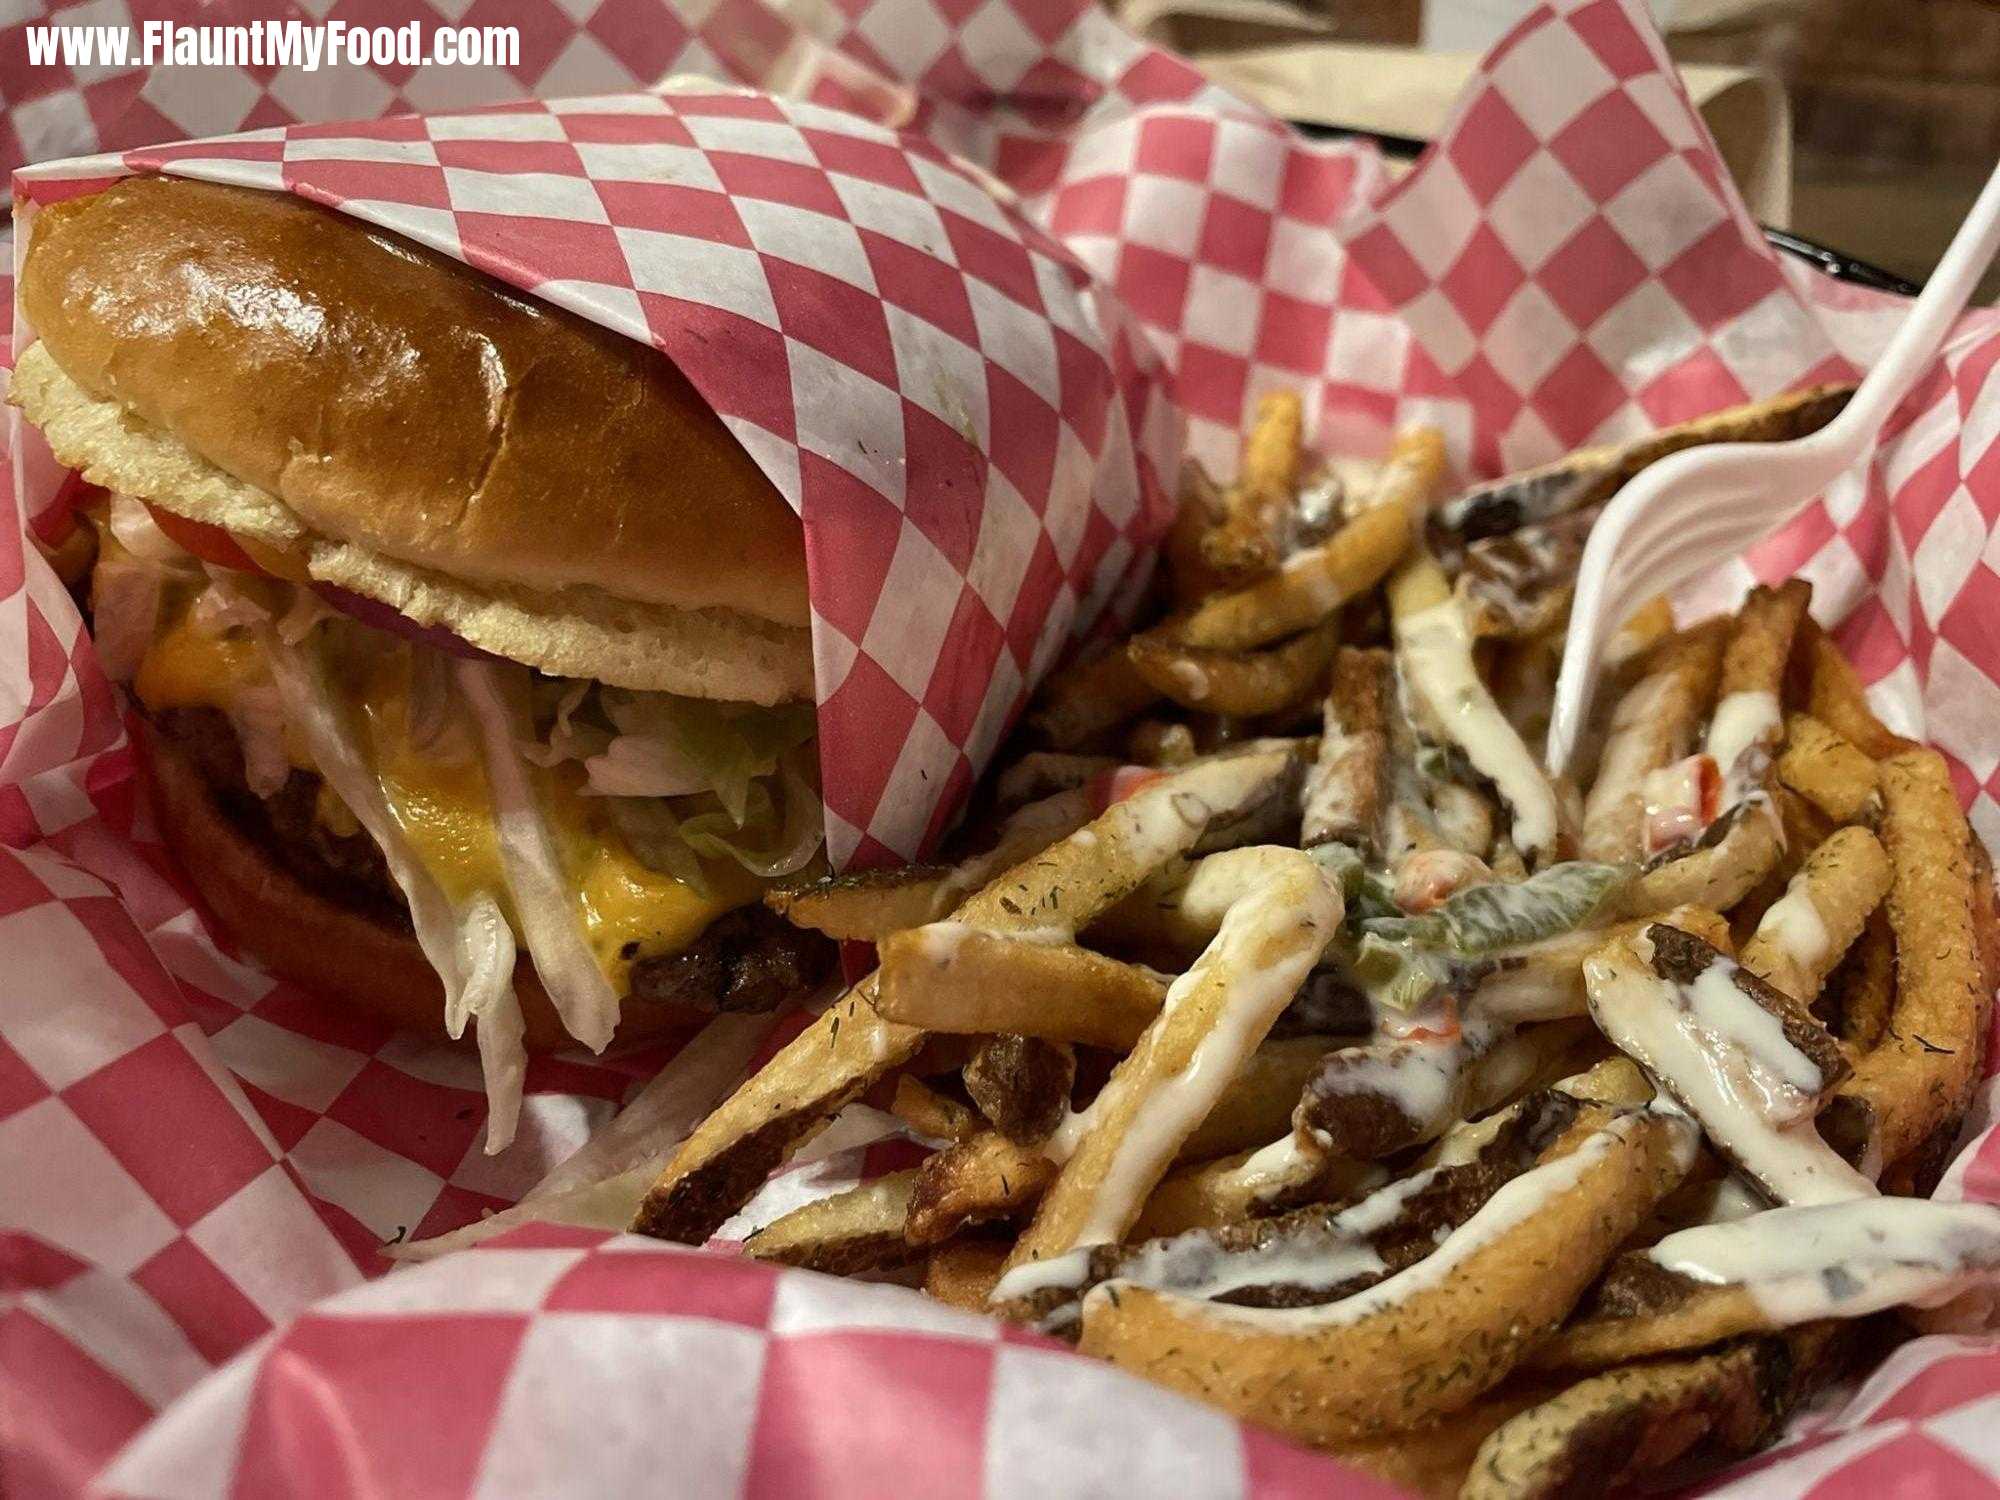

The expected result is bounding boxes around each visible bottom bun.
[137,719,703,1052]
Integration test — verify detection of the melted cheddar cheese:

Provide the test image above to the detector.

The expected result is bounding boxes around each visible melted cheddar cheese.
[134,614,264,712]
[133,612,317,774]
[353,653,738,988]
[133,609,735,993]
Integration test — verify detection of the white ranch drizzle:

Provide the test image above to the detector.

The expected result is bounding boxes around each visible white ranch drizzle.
[1090,1109,1695,1332]
[1167,660,1210,702]
[987,1132,1351,1308]
[1174,846,1318,937]
[1584,938,1872,1206]
[1395,598,1560,861]
[1754,871,1832,977]
[1066,857,1342,1251]
[914,920,1070,961]
[1303,1012,1506,1150]
[991,1246,1095,1304]
[1706,688,1781,803]
[1683,960,1822,1113]
[1685,1171,1770,1227]
[1648,1198,2000,1325]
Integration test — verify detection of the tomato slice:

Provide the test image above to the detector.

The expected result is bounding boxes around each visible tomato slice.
[143,503,265,574]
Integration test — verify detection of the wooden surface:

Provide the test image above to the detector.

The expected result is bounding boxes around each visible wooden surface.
[1673,0,2000,298]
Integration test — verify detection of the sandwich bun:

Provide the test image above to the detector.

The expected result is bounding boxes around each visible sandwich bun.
[17,175,814,703]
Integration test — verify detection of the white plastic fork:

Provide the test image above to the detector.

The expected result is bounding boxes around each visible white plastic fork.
[1545,158,2000,777]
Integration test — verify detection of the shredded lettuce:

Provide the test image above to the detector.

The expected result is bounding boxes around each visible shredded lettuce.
[240,586,531,1149]
[227,680,296,799]
[525,682,824,895]
[458,891,525,1153]
[457,661,621,1053]
[607,749,823,895]
[105,494,190,566]
[594,690,817,817]
[88,551,164,682]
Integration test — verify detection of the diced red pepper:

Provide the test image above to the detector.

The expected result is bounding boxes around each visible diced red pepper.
[1088,765,1168,813]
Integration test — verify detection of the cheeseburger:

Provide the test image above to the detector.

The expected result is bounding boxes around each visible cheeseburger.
[12,177,833,1148]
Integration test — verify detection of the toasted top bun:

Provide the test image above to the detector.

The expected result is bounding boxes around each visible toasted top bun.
[20,177,815,681]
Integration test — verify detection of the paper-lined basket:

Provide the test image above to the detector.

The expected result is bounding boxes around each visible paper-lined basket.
[6,0,2000,1494]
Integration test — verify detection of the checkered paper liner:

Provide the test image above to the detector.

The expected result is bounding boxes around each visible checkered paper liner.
[6,0,2000,1495]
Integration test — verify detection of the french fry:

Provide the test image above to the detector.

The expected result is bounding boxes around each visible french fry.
[767,785,1094,941]
[1704,580,1811,808]
[1538,1196,2000,1373]
[1452,509,1593,641]
[996,852,1344,1285]
[1390,548,1565,866]
[993,752,1117,809]
[637,752,1292,1242]
[1584,925,1864,1206]
[890,1075,981,1144]
[1130,1135,1366,1238]
[1295,1018,1510,1161]
[1087,842,1330,963]
[948,748,1297,934]
[1821,749,1990,1179]
[924,1241,1011,1311]
[1473,905,1731,1024]
[1433,384,1852,538]
[1738,826,1891,1005]
[1301,647,1388,850]
[1124,718,1197,766]
[1179,1035,1338,1164]
[1802,623,1903,758]
[1579,619,1728,861]
[963,1035,1074,1144]
[1163,458,1230,607]
[1776,713,1879,823]
[1718,582,1811,703]
[1074,1102,1695,1447]
[742,1171,922,1275]
[1622,798,1785,917]
[905,1130,1056,1246]
[1603,595,1676,668]
[1471,1325,1858,1500]
[876,927,1169,1048]
[1341,1390,1552,1500]
[1028,644,1160,749]
[1172,427,1443,651]
[1005,1084,1587,1334]
[1829,908,1895,1053]
[1126,623,1338,718]
[631,984,926,1243]
[763,867,955,943]
[1201,391,1304,579]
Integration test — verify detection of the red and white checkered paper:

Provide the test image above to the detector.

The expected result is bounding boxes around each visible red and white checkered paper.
[6,0,2000,1495]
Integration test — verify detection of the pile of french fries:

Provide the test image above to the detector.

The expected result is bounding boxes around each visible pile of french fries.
[634,386,2000,1498]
